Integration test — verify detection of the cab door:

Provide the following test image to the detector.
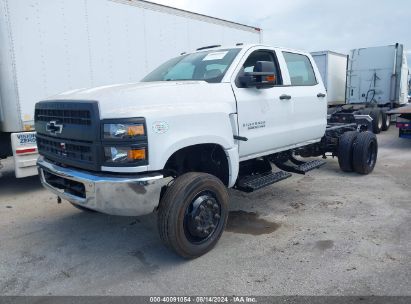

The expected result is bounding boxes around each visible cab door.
[232,49,294,159]
[280,51,327,144]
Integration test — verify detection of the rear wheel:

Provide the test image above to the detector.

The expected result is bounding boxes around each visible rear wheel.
[157,172,229,259]
[337,131,358,172]
[381,111,391,131]
[352,131,378,174]
[368,109,383,134]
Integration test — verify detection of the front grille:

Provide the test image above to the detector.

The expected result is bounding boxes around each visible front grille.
[35,108,91,125]
[37,136,93,163]
[35,100,148,171]
[35,101,101,171]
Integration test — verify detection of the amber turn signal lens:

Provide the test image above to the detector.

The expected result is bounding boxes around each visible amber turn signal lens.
[266,75,276,82]
[127,125,145,136]
[127,148,146,160]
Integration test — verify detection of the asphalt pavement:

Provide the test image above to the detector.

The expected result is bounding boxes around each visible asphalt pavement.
[0,128,410,295]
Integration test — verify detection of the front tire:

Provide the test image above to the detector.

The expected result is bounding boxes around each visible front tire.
[352,131,378,174]
[157,172,229,259]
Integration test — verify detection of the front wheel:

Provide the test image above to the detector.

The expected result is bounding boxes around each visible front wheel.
[157,172,229,259]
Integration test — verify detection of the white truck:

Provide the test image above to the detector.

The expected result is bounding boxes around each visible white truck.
[312,44,409,134]
[35,44,378,258]
[0,0,261,177]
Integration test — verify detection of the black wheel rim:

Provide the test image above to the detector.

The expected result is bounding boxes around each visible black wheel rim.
[367,141,377,167]
[183,191,222,244]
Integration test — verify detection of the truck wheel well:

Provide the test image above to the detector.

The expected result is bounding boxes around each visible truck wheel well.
[163,144,229,186]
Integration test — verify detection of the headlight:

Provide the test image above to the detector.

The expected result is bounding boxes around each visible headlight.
[103,123,145,139]
[104,147,146,164]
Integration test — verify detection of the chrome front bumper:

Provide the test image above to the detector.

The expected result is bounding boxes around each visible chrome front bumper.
[37,157,172,216]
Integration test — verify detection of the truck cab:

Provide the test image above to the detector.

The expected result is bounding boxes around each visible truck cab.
[35,44,378,258]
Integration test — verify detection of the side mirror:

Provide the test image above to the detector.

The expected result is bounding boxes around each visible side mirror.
[239,61,277,89]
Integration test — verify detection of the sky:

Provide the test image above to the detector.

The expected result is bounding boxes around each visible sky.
[147,0,411,66]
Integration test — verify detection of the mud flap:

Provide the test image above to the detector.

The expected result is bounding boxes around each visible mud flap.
[11,132,39,178]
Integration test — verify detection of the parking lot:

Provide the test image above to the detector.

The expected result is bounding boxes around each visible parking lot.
[0,128,410,296]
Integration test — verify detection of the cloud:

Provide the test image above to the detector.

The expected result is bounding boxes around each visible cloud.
[148,0,410,53]
[148,0,410,73]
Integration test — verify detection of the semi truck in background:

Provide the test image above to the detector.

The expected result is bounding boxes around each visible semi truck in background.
[312,44,409,134]
[0,0,262,178]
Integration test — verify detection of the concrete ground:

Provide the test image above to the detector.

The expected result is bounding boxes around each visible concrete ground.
[0,127,410,296]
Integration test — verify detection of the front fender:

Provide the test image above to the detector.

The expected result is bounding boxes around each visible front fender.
[146,112,239,186]
[148,112,234,168]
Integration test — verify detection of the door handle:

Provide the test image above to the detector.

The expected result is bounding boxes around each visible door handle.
[279,94,292,100]
[233,135,248,141]
[317,93,326,98]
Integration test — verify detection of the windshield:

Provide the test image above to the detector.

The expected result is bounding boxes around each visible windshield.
[141,48,241,83]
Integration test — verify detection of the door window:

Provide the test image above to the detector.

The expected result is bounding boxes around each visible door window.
[236,50,282,86]
[283,52,317,86]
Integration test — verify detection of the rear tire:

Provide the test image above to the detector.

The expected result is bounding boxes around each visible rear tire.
[337,131,358,172]
[368,109,383,134]
[352,131,378,174]
[381,111,391,131]
[157,172,229,259]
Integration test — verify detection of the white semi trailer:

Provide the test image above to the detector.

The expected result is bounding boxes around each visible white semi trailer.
[311,51,348,106]
[312,44,409,134]
[346,44,409,108]
[0,0,262,177]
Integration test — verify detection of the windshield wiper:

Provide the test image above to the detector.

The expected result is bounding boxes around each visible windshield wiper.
[164,79,194,81]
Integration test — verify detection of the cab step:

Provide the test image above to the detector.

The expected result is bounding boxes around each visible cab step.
[272,157,326,175]
[235,171,292,193]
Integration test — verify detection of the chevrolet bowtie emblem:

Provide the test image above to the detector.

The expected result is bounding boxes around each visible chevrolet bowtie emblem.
[46,121,63,135]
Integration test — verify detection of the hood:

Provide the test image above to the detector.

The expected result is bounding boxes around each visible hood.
[48,81,236,119]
